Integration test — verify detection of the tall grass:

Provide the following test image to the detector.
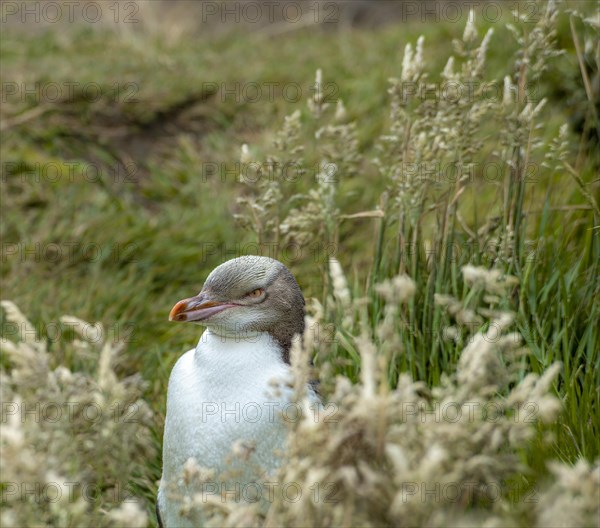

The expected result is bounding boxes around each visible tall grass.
[232,2,599,464]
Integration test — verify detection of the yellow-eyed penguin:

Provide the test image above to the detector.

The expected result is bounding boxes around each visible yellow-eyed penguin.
[157,256,317,527]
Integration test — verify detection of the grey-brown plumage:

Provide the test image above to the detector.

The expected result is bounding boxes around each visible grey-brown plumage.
[185,255,306,363]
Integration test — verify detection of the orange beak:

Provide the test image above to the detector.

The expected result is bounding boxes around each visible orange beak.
[169,294,237,323]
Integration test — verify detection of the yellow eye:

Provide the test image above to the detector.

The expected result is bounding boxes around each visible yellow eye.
[246,288,264,298]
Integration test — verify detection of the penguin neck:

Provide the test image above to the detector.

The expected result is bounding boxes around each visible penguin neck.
[194,329,289,373]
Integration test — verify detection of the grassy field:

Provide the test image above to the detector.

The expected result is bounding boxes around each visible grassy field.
[1,1,599,526]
